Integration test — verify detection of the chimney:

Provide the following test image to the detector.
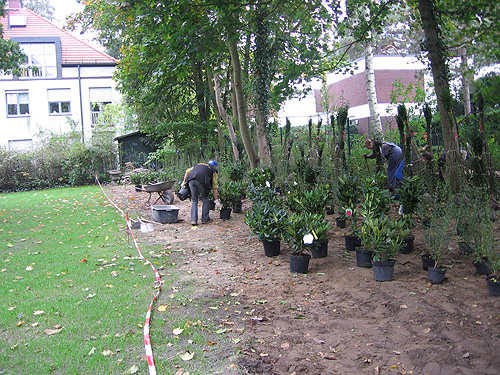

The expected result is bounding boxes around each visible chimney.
[7,1,22,9]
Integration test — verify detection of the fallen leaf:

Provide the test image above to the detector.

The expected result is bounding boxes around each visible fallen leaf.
[80,259,88,263]
[111,271,118,277]
[44,327,63,335]
[281,343,290,349]
[158,305,168,312]
[102,349,113,356]
[31,323,39,327]
[126,365,140,374]
[172,328,184,335]
[179,351,194,361]
[422,327,431,333]
[88,347,96,355]
[16,321,24,327]
[8,306,16,311]
[400,304,408,309]
[33,310,45,316]
[26,266,33,271]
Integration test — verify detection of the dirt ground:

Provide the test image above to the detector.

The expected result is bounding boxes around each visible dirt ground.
[107,184,500,375]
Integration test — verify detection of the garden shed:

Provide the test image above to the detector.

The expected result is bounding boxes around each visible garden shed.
[115,131,157,168]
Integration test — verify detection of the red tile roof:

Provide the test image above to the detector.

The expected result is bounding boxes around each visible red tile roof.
[1,8,117,65]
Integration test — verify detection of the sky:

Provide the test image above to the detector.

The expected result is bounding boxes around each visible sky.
[47,0,102,50]
[48,0,83,27]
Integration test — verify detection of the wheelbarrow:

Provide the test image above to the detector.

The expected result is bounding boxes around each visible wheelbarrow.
[140,180,177,205]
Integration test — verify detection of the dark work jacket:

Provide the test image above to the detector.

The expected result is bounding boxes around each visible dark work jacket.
[186,163,217,190]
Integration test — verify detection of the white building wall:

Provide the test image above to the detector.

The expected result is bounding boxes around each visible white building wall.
[0,65,120,148]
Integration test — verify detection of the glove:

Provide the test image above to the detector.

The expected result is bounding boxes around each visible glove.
[214,199,221,210]
[181,182,187,189]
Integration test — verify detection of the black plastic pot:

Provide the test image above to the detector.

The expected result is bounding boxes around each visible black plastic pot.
[289,253,311,274]
[232,201,243,213]
[458,242,473,255]
[486,275,500,297]
[219,207,232,220]
[400,234,415,254]
[311,240,328,258]
[335,217,346,228]
[344,235,361,251]
[355,248,373,268]
[261,239,281,257]
[422,254,435,271]
[372,260,395,282]
[428,267,447,284]
[473,258,492,276]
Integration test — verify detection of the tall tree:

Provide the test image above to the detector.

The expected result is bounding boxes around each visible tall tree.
[21,0,54,21]
[417,0,464,192]
[70,0,338,167]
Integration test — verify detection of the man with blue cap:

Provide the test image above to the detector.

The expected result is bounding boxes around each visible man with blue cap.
[182,160,220,225]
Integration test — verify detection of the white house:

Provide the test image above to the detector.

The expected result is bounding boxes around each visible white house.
[0,1,120,149]
[277,55,426,134]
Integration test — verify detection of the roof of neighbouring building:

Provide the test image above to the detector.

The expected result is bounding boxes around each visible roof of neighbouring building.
[1,7,117,65]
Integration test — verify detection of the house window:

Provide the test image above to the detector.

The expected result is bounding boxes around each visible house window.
[6,92,29,116]
[90,102,111,126]
[89,87,112,126]
[48,89,71,115]
[19,43,57,78]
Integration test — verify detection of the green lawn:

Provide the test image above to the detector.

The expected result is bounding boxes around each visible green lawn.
[0,186,244,375]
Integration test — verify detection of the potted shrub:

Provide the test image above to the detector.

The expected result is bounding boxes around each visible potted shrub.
[219,180,242,220]
[360,217,409,281]
[398,176,424,253]
[283,212,316,273]
[471,217,494,276]
[352,178,392,252]
[230,180,247,213]
[423,201,453,284]
[244,198,287,257]
[335,173,361,228]
[486,240,500,296]
[285,184,331,216]
[308,213,332,258]
[248,166,275,188]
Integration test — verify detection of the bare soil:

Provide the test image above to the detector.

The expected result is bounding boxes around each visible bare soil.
[107,185,500,375]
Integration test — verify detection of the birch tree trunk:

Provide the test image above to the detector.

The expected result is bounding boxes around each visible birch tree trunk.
[365,42,384,170]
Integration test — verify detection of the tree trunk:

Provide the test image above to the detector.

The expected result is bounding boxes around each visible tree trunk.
[229,37,259,168]
[206,67,224,156]
[191,60,209,152]
[460,46,471,116]
[213,73,239,161]
[365,43,384,171]
[418,0,463,193]
[254,6,272,166]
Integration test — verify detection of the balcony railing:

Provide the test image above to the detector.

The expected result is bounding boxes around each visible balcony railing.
[19,65,56,78]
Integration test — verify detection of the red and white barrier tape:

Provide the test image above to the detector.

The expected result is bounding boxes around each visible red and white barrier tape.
[96,177,162,375]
